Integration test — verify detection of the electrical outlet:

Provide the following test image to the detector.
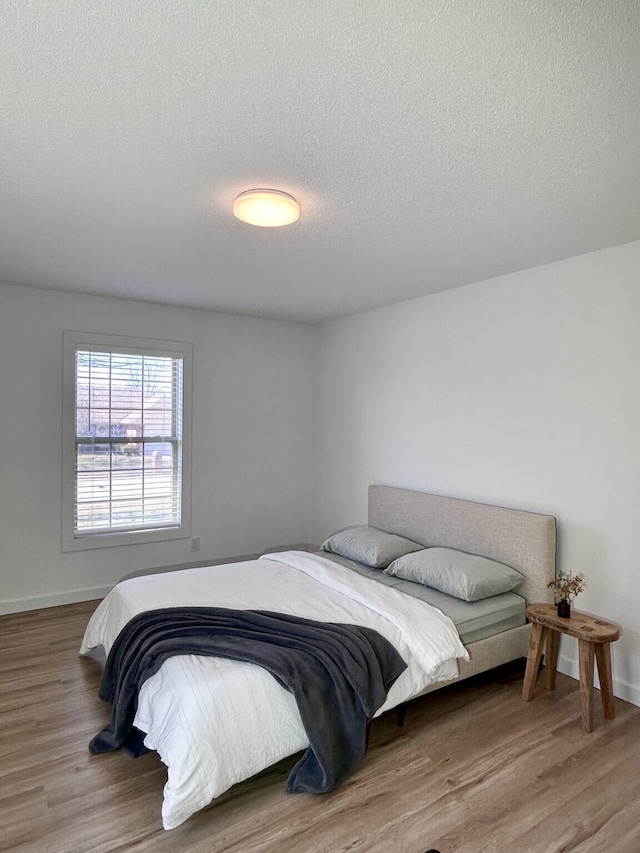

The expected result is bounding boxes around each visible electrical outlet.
[190,537,200,552]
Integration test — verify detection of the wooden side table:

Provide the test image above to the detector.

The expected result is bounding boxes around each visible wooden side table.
[521,603,620,732]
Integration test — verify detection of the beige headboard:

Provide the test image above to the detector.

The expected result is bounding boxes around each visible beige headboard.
[368,485,556,606]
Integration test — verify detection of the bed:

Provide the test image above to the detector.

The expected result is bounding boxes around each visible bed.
[80,485,556,829]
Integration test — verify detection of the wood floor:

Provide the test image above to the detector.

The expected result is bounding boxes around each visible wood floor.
[2,602,640,853]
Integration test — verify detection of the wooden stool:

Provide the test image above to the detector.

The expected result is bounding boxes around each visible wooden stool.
[521,603,620,732]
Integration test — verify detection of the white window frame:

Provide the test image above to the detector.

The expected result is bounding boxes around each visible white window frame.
[62,331,193,551]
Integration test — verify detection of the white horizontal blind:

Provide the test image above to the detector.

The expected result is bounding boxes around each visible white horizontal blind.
[74,346,183,536]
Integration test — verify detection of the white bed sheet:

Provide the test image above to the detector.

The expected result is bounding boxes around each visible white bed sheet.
[80,550,468,829]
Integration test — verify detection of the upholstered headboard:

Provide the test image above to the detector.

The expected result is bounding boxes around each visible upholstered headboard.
[368,485,556,606]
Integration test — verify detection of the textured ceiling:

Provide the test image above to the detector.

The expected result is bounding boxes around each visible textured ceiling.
[1,1,639,323]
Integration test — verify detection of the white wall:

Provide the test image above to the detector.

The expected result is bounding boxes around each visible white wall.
[0,284,314,612]
[312,240,640,705]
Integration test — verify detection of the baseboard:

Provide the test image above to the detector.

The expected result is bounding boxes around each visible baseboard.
[558,652,640,708]
[0,585,112,616]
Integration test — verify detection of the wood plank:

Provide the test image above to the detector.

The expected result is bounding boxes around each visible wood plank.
[544,627,561,691]
[526,603,620,643]
[595,641,616,719]
[579,639,596,732]
[521,621,546,701]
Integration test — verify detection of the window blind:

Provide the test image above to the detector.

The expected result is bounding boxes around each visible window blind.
[74,346,184,536]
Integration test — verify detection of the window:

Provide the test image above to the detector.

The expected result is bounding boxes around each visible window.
[62,332,192,550]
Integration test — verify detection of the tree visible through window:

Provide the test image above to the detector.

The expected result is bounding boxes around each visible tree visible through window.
[63,333,192,550]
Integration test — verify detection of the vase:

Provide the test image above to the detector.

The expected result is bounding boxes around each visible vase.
[557,599,571,618]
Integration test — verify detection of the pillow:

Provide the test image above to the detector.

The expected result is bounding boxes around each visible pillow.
[384,547,524,601]
[320,525,423,569]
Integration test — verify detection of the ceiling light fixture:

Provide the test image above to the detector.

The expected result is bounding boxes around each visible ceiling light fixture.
[233,189,300,227]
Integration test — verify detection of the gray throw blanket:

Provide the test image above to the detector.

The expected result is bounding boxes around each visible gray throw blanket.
[89,607,407,794]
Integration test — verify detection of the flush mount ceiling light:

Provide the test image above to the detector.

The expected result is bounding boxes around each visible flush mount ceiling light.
[233,189,300,227]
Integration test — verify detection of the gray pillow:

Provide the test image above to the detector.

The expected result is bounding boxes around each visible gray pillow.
[384,547,524,601]
[321,525,423,569]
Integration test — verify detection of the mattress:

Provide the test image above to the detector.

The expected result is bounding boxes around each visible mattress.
[81,550,468,828]
[318,552,526,645]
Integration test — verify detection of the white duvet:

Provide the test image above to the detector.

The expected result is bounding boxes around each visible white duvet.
[80,551,468,829]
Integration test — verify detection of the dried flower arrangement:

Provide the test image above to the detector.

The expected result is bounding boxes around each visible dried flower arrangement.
[547,571,586,602]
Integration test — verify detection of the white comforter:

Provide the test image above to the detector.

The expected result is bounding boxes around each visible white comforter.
[80,551,468,829]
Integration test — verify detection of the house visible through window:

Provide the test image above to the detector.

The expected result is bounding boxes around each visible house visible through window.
[62,332,192,550]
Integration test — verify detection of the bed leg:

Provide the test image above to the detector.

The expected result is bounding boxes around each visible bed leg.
[397,703,406,727]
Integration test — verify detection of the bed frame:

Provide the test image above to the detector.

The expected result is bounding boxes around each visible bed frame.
[368,485,557,692]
